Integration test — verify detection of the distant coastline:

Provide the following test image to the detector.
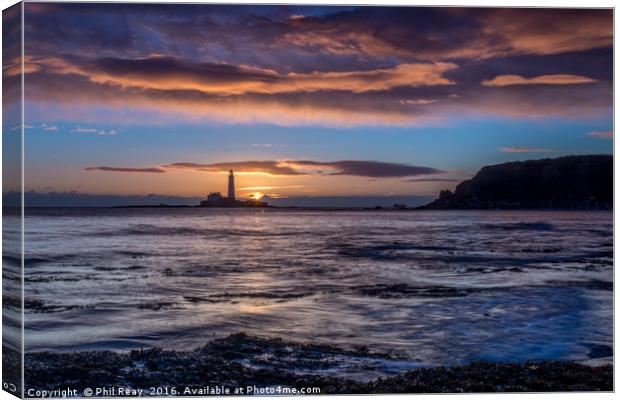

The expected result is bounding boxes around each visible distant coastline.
[3,195,434,209]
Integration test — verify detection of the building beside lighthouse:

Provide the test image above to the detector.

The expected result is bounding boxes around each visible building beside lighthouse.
[200,169,268,207]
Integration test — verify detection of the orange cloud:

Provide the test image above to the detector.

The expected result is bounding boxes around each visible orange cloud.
[482,74,596,87]
[24,72,437,127]
[483,9,613,57]
[4,55,42,77]
[28,55,457,95]
[18,41,611,128]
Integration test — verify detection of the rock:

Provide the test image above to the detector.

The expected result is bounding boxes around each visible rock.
[420,155,612,210]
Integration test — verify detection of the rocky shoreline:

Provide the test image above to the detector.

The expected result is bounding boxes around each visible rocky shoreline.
[8,333,612,395]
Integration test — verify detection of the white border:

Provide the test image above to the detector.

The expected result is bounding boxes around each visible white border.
[0,1,616,400]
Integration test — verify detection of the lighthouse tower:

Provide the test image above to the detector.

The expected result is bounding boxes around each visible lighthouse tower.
[227,170,235,200]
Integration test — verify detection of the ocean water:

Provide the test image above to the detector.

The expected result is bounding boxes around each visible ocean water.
[9,208,614,378]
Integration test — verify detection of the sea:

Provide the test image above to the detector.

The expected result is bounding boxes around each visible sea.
[5,208,614,379]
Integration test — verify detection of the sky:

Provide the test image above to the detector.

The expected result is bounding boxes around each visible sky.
[2,3,614,206]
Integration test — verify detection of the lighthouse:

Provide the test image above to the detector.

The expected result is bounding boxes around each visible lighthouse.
[227,170,235,200]
[200,169,266,207]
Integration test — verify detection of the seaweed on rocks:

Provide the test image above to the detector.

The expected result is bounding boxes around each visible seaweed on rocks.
[3,346,22,392]
[364,361,612,393]
[200,332,394,363]
[23,333,612,394]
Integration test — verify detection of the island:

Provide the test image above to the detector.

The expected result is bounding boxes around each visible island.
[199,170,268,207]
[420,155,612,210]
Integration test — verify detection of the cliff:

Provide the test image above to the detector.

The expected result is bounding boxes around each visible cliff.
[420,155,612,210]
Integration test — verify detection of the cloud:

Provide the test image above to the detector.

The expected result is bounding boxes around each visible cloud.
[27,55,457,95]
[482,74,596,87]
[85,166,166,173]
[71,127,99,133]
[287,160,442,177]
[405,178,459,182]
[500,147,557,153]
[165,161,303,176]
[71,126,118,135]
[238,185,304,191]
[481,8,612,57]
[21,64,611,126]
[23,72,439,126]
[101,159,444,178]
[280,8,612,61]
[586,131,613,139]
[23,5,612,67]
[3,55,42,77]
[14,5,612,127]
[8,124,34,131]
[399,98,439,105]
[41,123,59,131]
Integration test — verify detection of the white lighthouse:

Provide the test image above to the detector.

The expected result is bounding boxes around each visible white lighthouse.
[227,169,235,200]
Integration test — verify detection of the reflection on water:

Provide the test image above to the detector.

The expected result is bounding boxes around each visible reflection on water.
[19,208,612,376]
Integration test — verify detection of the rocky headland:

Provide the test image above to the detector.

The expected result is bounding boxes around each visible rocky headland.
[421,155,612,210]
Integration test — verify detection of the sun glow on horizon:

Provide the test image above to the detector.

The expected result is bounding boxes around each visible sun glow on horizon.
[247,192,264,199]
